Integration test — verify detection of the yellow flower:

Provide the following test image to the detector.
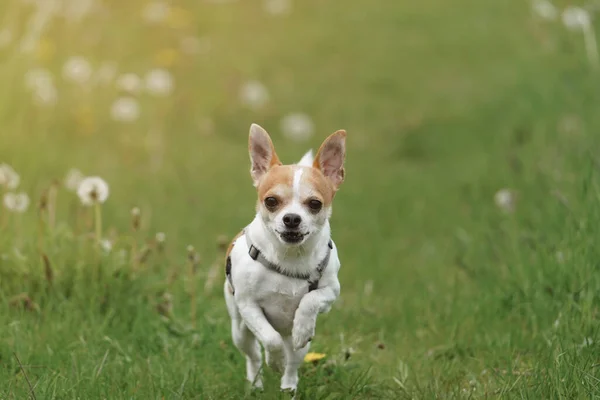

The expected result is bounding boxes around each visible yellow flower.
[36,38,56,62]
[166,6,192,29]
[304,352,326,363]
[154,48,180,68]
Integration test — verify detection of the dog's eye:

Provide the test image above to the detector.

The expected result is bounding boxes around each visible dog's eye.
[308,199,322,212]
[264,197,279,210]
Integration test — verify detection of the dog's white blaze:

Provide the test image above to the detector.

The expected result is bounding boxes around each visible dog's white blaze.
[292,167,304,201]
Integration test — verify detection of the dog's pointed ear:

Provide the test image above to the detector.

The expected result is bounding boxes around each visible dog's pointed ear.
[249,123,281,187]
[313,130,346,190]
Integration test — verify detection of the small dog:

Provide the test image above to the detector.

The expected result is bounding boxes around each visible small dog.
[224,123,346,394]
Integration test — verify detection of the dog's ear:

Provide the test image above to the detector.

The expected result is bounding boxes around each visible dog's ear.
[313,130,346,190]
[249,124,282,187]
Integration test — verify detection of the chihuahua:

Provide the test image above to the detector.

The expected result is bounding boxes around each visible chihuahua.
[224,123,346,394]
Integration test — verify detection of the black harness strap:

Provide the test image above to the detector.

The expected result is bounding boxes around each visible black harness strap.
[226,231,333,295]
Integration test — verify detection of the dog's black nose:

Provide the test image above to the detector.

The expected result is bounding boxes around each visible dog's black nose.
[283,213,302,228]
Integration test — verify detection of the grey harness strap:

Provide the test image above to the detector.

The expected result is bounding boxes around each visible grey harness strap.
[226,230,333,295]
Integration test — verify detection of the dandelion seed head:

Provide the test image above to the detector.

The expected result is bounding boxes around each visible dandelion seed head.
[156,232,166,243]
[3,192,30,213]
[239,80,269,109]
[116,73,142,94]
[77,176,109,206]
[532,0,557,21]
[100,239,112,253]
[110,97,140,122]
[145,68,174,96]
[562,6,591,30]
[25,68,53,91]
[494,188,516,213]
[64,168,84,191]
[281,113,315,141]
[62,56,93,84]
[142,1,170,24]
[0,164,20,189]
[131,207,141,216]
[264,0,292,16]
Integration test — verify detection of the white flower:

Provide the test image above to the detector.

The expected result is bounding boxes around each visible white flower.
[281,113,314,141]
[0,164,20,189]
[3,192,30,213]
[62,56,93,84]
[77,176,109,206]
[156,232,166,243]
[100,239,112,253]
[144,68,174,96]
[494,188,516,213]
[110,97,140,122]
[95,61,118,85]
[24,68,53,91]
[264,0,291,16]
[562,6,591,30]
[532,0,557,21]
[180,36,211,55]
[142,1,169,24]
[116,73,142,94]
[239,80,269,109]
[33,84,58,106]
[0,29,13,48]
[64,168,84,191]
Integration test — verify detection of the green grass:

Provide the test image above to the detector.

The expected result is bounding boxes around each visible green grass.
[2,0,600,398]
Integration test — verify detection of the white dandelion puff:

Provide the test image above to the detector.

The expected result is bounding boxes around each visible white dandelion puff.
[24,68,53,91]
[62,56,93,84]
[77,176,109,206]
[363,280,374,296]
[116,73,142,94]
[264,0,292,16]
[180,36,211,55]
[64,168,84,191]
[33,84,58,106]
[240,80,269,109]
[100,239,112,253]
[562,6,591,30]
[156,232,166,243]
[0,164,20,189]
[4,192,30,213]
[110,97,140,122]
[142,1,169,24]
[144,68,174,96]
[532,0,557,21]
[494,188,516,213]
[281,112,315,141]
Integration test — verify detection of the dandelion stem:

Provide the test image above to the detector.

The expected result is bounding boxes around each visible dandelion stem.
[94,203,102,242]
[583,24,600,69]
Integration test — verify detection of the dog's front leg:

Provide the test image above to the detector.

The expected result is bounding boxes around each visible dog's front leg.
[237,300,285,369]
[292,278,340,351]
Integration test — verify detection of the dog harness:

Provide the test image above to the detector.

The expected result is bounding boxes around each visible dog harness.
[226,230,333,296]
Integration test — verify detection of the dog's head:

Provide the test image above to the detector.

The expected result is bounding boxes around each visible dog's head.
[248,123,346,246]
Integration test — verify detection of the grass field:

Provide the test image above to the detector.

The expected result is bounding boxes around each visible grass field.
[2,0,600,398]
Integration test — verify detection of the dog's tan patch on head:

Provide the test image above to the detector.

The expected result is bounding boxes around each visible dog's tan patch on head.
[301,167,336,206]
[256,165,295,208]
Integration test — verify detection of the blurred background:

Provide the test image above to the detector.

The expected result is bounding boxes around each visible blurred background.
[1,0,600,398]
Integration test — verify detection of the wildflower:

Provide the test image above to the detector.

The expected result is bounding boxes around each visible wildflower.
[62,56,93,84]
[110,97,140,122]
[24,68,53,91]
[33,84,58,106]
[264,0,292,16]
[180,36,211,55]
[77,176,109,206]
[145,68,174,96]
[142,1,170,24]
[156,232,166,243]
[0,29,13,48]
[304,352,326,363]
[363,280,374,296]
[100,239,112,253]
[116,73,142,94]
[494,188,516,213]
[532,0,557,21]
[0,164,20,189]
[95,61,118,85]
[562,6,591,30]
[64,168,84,191]
[281,113,314,141]
[131,207,141,231]
[239,80,269,109]
[4,192,30,213]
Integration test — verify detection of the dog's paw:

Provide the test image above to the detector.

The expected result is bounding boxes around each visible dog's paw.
[292,317,316,351]
[280,387,297,399]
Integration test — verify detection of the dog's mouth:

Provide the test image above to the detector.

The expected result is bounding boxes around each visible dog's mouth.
[277,230,309,244]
